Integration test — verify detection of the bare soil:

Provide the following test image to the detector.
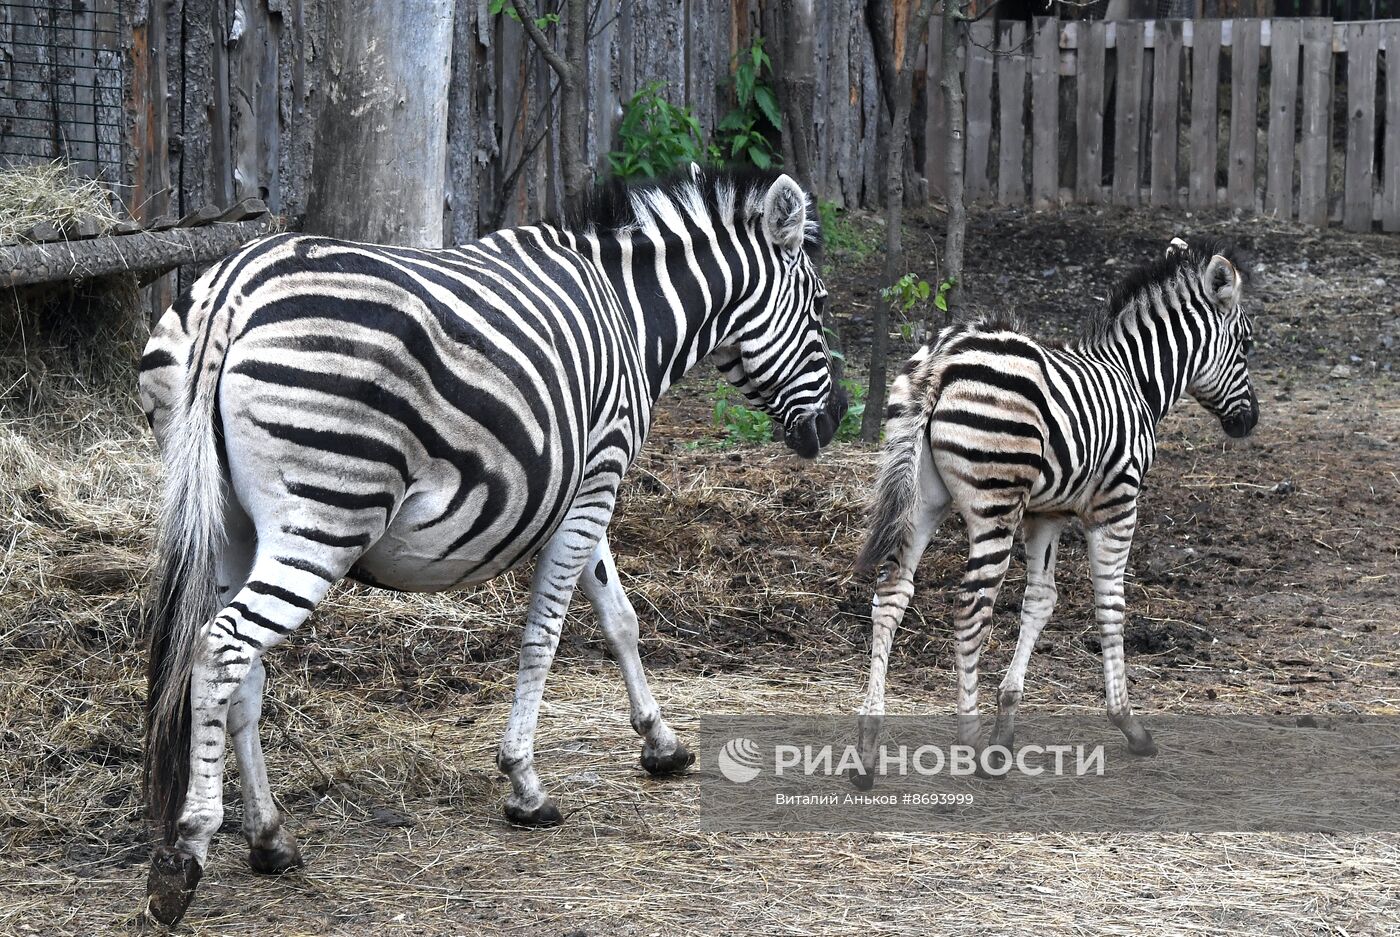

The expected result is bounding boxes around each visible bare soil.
[1,205,1397,936]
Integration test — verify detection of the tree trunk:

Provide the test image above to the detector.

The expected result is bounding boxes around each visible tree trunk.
[779,0,818,194]
[560,0,589,217]
[940,0,966,318]
[861,0,935,443]
[304,0,454,247]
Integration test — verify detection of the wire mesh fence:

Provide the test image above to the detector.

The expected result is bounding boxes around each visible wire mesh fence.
[0,0,124,181]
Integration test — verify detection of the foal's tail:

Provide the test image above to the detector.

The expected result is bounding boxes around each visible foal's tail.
[855,345,939,577]
[143,302,230,845]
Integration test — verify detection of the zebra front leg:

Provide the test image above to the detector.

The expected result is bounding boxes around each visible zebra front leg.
[989,515,1066,757]
[498,511,613,827]
[952,510,1021,771]
[1085,512,1158,756]
[229,658,302,874]
[579,535,692,776]
[853,504,946,790]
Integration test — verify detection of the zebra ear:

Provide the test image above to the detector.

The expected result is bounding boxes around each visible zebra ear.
[1166,236,1189,259]
[1204,254,1241,309]
[688,162,703,184]
[762,174,808,252]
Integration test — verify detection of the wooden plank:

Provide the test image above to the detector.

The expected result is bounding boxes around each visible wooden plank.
[1265,18,1299,218]
[965,21,995,202]
[1150,20,1182,207]
[1343,22,1378,231]
[997,22,1027,206]
[1298,18,1333,228]
[1383,21,1400,231]
[924,16,947,202]
[1188,19,1221,209]
[1227,19,1261,211]
[1076,22,1106,204]
[1031,16,1059,209]
[1113,21,1144,205]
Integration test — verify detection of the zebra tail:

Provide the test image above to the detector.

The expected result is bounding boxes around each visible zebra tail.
[144,324,228,845]
[855,346,937,578]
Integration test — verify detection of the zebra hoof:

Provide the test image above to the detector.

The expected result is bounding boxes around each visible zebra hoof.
[146,844,202,926]
[640,743,694,776]
[847,767,875,791]
[979,745,1013,777]
[1127,730,1159,757]
[248,828,303,875]
[504,796,563,828]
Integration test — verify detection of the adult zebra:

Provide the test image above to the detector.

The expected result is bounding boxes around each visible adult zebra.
[138,166,846,924]
[852,237,1256,781]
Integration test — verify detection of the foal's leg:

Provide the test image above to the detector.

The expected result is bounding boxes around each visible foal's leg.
[853,501,947,788]
[497,494,617,826]
[951,504,1023,759]
[989,515,1066,754]
[1085,512,1157,756]
[578,534,691,775]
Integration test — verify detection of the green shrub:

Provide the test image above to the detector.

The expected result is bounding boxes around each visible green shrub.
[607,81,707,179]
[716,38,782,170]
[711,382,772,445]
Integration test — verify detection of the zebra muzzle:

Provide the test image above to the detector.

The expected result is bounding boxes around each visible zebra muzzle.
[787,389,849,458]
[1220,394,1259,438]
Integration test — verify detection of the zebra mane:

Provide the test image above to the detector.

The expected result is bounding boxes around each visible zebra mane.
[1083,236,1252,344]
[566,165,823,256]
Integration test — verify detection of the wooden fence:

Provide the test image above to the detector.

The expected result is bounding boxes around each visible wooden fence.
[5,3,1400,243]
[932,17,1400,231]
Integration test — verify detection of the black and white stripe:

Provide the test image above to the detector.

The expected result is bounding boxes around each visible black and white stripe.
[138,166,844,925]
[853,236,1256,776]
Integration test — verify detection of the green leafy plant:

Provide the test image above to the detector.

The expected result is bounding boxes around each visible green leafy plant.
[488,0,558,30]
[712,382,772,445]
[934,276,956,313]
[835,378,866,442]
[607,81,707,179]
[817,201,877,264]
[881,273,932,340]
[716,38,782,170]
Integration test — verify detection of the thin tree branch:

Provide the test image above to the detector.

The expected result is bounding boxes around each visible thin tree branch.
[510,0,571,80]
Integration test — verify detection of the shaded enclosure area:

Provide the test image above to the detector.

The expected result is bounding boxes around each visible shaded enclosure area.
[0,204,1395,934]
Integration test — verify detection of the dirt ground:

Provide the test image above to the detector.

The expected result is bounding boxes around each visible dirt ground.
[1,204,1397,936]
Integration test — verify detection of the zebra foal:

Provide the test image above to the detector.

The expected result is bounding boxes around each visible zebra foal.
[137,166,845,923]
[853,237,1257,780]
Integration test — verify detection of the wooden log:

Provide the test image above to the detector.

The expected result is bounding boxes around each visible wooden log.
[1342,22,1378,232]
[965,21,995,202]
[0,218,276,289]
[1031,17,1060,209]
[1298,18,1333,227]
[1113,22,1145,206]
[1188,19,1221,209]
[1227,19,1261,211]
[1265,19,1300,218]
[997,22,1027,206]
[1076,22,1106,204]
[217,197,269,222]
[1150,20,1182,207]
[1383,21,1400,232]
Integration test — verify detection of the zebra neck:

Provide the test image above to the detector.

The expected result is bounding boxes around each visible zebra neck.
[582,225,739,406]
[1085,297,1199,426]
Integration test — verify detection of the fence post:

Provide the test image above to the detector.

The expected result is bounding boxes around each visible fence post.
[1297,18,1333,226]
[965,21,995,202]
[1150,20,1182,207]
[1265,18,1300,219]
[1188,19,1221,209]
[1113,22,1145,205]
[1383,21,1400,232]
[1343,21,1379,232]
[1076,22,1106,205]
[1031,16,1059,209]
[1227,19,1261,212]
[997,22,1027,206]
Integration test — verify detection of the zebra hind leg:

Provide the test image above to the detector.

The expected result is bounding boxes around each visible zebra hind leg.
[209,506,303,874]
[579,535,693,776]
[988,515,1066,764]
[147,547,345,924]
[951,506,1022,777]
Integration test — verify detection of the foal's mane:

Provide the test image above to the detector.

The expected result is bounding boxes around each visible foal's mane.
[1080,236,1251,345]
[565,165,823,257]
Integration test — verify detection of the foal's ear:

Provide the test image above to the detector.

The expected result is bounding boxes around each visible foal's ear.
[1204,254,1242,309]
[1166,236,1190,259]
[688,161,703,184]
[763,174,809,253]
